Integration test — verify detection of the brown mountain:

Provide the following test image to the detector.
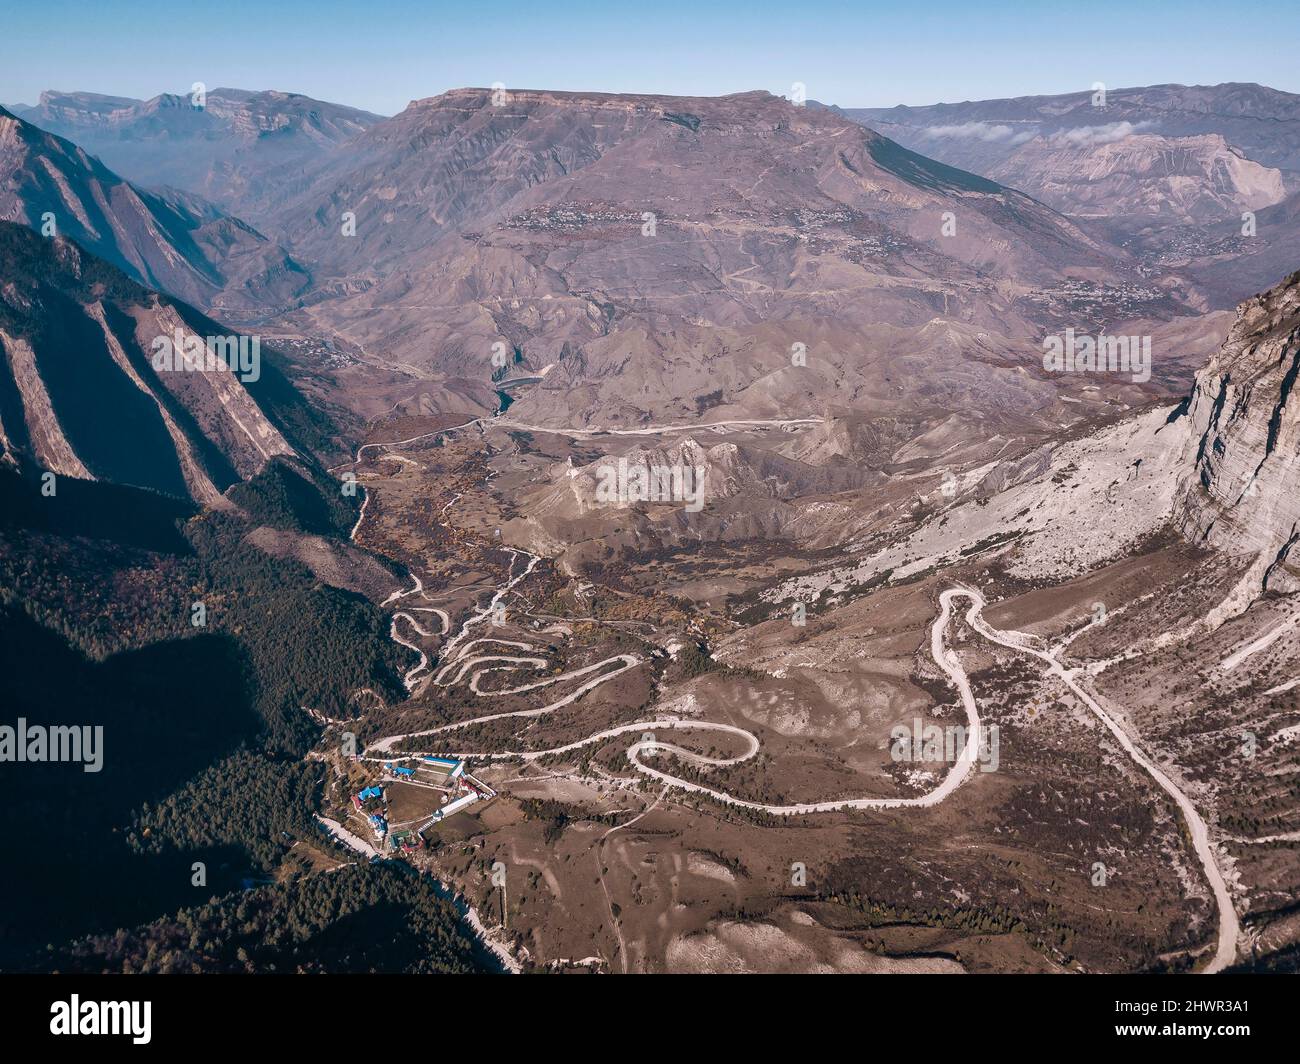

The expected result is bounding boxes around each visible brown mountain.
[0,106,309,321]
[266,88,1192,426]
[836,84,1300,313]
[985,132,1286,226]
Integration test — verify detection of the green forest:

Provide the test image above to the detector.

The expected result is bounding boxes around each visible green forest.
[0,459,479,971]
[53,863,490,974]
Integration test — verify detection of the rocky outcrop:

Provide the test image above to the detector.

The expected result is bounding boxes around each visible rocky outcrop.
[987,133,1286,224]
[1174,270,1300,593]
[0,222,314,503]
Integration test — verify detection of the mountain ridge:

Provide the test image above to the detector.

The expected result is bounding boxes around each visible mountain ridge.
[0,221,338,504]
[12,88,383,224]
[0,105,310,319]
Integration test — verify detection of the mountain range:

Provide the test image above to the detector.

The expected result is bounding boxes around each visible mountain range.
[2,76,1298,976]
[837,83,1300,312]
[0,105,309,320]
[10,88,383,224]
[8,83,1281,428]
[843,82,1300,175]
[260,87,1195,426]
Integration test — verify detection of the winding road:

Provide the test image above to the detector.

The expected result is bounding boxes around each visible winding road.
[351,437,1238,973]
[372,573,1240,971]
[961,592,1239,974]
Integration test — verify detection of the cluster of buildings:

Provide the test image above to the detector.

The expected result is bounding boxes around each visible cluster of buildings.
[351,784,389,841]
[383,756,497,835]
[345,755,498,855]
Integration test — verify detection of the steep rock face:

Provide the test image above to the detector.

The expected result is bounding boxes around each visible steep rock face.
[1174,270,1300,592]
[0,222,308,504]
[0,106,309,319]
[987,133,1286,224]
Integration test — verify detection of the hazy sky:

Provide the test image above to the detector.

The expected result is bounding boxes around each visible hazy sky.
[4,0,1294,115]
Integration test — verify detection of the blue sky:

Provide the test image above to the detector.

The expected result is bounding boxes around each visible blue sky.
[4,0,1294,115]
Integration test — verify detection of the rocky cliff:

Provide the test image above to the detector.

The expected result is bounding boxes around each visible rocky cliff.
[0,222,312,504]
[987,133,1286,224]
[1175,270,1300,593]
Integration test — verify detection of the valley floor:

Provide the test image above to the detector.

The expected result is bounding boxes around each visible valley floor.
[313,416,1296,974]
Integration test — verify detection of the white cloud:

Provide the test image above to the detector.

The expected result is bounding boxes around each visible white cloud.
[1046,120,1155,147]
[922,121,1039,143]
